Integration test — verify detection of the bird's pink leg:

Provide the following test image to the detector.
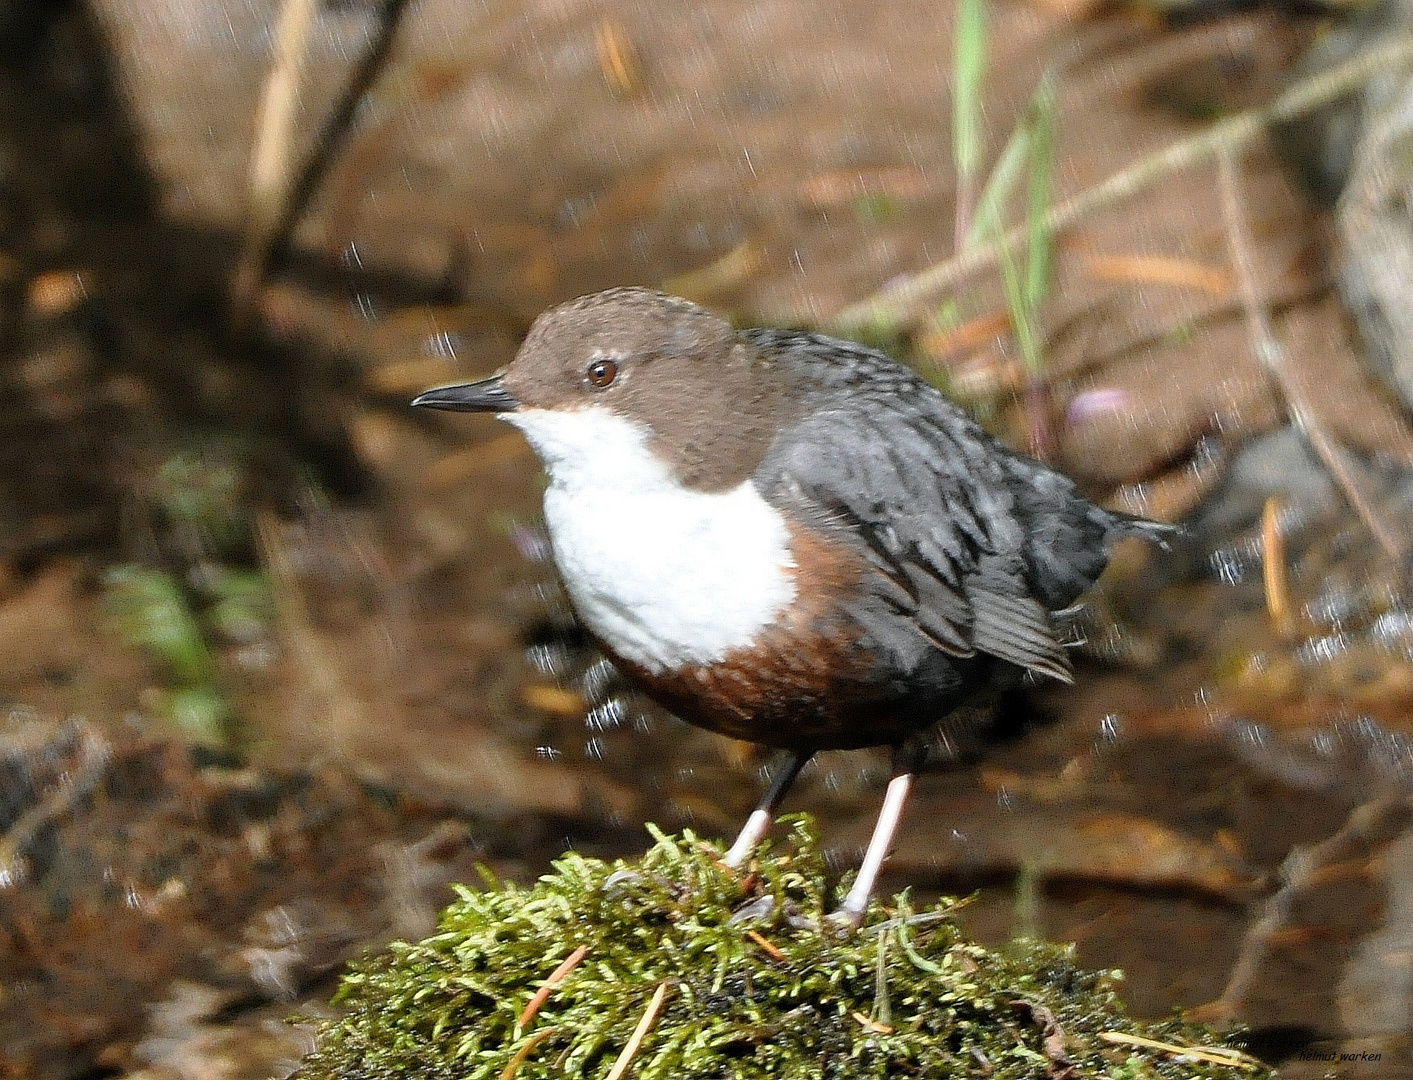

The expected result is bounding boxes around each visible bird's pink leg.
[722,750,811,868]
[831,752,918,927]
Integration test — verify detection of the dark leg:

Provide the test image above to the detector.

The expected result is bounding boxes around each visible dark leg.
[831,742,923,927]
[722,749,813,868]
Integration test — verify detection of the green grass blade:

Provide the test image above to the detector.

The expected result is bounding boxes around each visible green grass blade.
[987,73,1056,381]
[996,219,1036,376]
[1024,72,1058,313]
[963,119,1030,252]
[952,0,987,240]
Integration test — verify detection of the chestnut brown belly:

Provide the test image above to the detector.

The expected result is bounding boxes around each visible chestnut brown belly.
[601,630,901,749]
[591,520,994,750]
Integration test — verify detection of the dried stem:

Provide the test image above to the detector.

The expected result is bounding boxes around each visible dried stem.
[517,944,590,1029]
[1217,146,1407,559]
[1261,496,1296,640]
[604,980,673,1080]
[746,929,786,962]
[831,29,1413,335]
[1099,1031,1262,1071]
[496,1027,559,1080]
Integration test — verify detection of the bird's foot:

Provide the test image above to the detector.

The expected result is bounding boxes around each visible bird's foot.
[721,808,775,869]
[823,904,866,936]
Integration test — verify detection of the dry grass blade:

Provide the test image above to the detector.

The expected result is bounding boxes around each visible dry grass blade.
[604,980,673,1080]
[852,1010,895,1034]
[1079,254,1230,294]
[1261,496,1296,640]
[517,944,590,1029]
[595,17,642,97]
[746,929,786,962]
[496,1027,559,1080]
[1216,146,1408,559]
[832,29,1413,335]
[1099,1030,1262,1070]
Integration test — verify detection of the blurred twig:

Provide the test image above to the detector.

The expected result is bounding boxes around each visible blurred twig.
[231,0,319,324]
[0,726,112,882]
[1217,146,1407,560]
[1261,497,1297,640]
[231,0,412,330]
[831,29,1413,336]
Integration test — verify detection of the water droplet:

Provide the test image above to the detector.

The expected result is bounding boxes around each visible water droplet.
[508,523,552,564]
[1097,713,1122,745]
[423,330,460,359]
[1209,547,1246,586]
[585,698,625,732]
[526,642,569,677]
[580,658,617,701]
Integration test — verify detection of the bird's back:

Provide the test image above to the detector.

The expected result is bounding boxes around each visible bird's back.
[746,328,1171,707]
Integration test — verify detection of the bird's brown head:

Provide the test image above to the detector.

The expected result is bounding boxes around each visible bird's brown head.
[412,287,791,491]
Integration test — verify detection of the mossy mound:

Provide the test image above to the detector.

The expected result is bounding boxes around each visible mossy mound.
[295,818,1271,1080]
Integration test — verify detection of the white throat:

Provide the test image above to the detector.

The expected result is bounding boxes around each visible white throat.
[503,406,797,674]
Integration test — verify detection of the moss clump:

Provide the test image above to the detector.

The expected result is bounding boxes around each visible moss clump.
[295,818,1271,1080]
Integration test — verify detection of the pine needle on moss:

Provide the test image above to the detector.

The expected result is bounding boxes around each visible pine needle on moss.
[293,818,1272,1080]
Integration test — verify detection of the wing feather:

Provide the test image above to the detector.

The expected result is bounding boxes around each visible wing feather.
[749,330,1091,682]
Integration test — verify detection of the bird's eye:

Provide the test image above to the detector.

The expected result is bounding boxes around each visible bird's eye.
[586,358,618,388]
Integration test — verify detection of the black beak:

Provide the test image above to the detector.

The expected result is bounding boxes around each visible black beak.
[411,374,520,413]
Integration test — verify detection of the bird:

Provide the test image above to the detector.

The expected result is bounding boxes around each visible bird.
[412,286,1174,926]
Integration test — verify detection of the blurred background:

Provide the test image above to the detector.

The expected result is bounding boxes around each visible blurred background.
[3,0,1413,1075]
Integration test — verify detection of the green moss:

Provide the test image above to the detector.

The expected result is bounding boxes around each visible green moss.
[295,819,1272,1080]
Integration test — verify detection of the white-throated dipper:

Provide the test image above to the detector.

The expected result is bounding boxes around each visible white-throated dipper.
[413,287,1173,926]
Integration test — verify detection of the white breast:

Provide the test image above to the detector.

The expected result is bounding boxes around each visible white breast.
[503,406,797,674]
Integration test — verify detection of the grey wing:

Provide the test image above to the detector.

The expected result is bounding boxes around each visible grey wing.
[754,399,1075,684]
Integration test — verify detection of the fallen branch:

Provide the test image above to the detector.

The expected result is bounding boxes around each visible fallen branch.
[1216,146,1408,559]
[831,29,1413,335]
